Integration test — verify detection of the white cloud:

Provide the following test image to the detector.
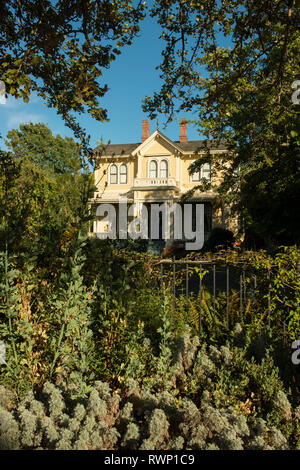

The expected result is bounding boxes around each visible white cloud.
[6,112,44,128]
[1,92,43,109]
[2,95,19,109]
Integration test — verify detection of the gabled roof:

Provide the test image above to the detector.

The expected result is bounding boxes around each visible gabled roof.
[93,130,226,157]
[131,129,184,156]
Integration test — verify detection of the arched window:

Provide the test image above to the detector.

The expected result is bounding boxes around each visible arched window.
[119,163,127,184]
[149,160,158,178]
[160,159,168,178]
[110,164,118,184]
[202,163,211,181]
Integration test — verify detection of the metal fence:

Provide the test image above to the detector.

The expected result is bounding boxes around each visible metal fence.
[158,259,297,340]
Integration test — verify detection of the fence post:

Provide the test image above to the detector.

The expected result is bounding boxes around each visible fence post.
[240,272,243,322]
[186,263,189,313]
[226,264,229,329]
[283,290,286,345]
[268,267,271,328]
[243,267,246,312]
[173,257,176,314]
[213,263,216,333]
[199,263,202,335]
[254,274,257,321]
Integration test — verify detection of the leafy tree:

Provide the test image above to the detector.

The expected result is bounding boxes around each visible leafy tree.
[1,2,299,247]
[0,123,93,267]
[0,0,146,146]
[5,123,81,174]
[143,0,300,247]
[0,2,147,256]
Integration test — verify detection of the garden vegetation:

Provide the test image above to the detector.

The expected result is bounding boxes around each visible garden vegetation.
[0,1,299,450]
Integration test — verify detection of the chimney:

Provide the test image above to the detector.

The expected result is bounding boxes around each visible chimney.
[179,119,187,143]
[142,120,150,142]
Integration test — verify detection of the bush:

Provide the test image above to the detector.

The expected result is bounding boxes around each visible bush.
[1,237,299,449]
[201,228,235,253]
[0,331,299,450]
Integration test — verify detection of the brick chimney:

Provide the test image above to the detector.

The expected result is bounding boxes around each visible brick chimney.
[179,119,187,143]
[142,120,150,142]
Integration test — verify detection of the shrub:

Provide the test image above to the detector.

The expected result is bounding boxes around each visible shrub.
[0,320,299,450]
[201,228,235,253]
[0,372,298,450]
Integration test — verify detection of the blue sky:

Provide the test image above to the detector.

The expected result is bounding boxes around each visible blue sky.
[0,14,202,151]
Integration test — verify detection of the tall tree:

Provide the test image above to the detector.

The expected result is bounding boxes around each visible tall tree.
[0,0,146,150]
[5,123,82,173]
[143,0,300,247]
[0,1,147,253]
[0,123,93,265]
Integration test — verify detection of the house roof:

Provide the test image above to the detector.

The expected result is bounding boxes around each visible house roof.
[175,140,227,152]
[95,143,140,156]
[93,134,226,157]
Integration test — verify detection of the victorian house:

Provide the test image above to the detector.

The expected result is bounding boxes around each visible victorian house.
[89,120,237,246]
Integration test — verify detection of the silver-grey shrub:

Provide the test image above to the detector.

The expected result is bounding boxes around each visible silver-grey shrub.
[0,331,298,450]
[0,381,298,450]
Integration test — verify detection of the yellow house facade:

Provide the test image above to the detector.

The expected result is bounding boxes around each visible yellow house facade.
[89,120,236,246]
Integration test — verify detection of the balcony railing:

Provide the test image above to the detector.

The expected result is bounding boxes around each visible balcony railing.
[133,177,177,188]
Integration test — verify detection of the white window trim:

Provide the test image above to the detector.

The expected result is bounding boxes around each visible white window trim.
[191,167,201,182]
[149,159,159,178]
[160,159,168,178]
[108,162,129,185]
[109,163,118,185]
[202,162,211,181]
[190,160,212,182]
[119,163,128,184]
[147,156,170,178]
